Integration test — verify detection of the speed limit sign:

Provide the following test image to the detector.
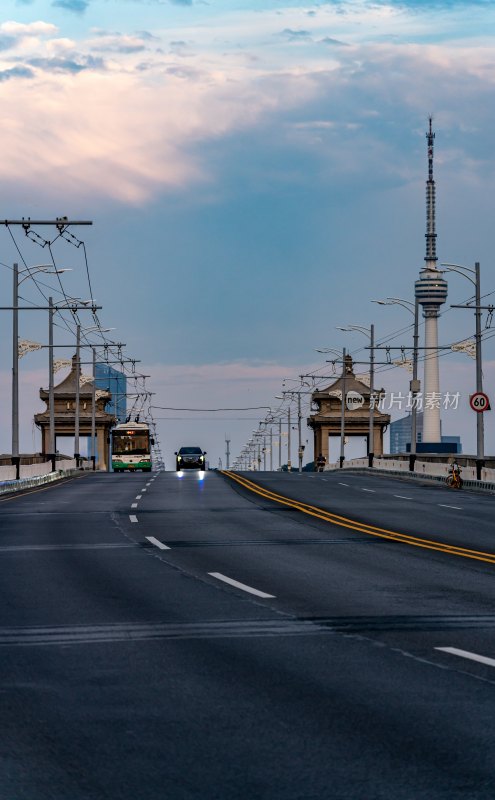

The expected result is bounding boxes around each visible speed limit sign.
[470,392,491,412]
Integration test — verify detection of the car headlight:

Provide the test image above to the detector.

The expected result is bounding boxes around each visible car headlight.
[178,456,182,461]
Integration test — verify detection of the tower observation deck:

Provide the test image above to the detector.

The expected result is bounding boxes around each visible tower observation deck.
[414,117,448,444]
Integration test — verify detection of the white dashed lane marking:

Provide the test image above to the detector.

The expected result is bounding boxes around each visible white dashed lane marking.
[394,495,412,500]
[362,489,375,493]
[338,483,349,487]
[146,536,170,550]
[136,495,142,500]
[436,647,495,669]
[131,503,138,509]
[209,572,275,599]
[129,515,138,523]
[438,504,462,510]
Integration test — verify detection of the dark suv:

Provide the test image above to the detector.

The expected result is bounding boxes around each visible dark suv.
[175,446,207,471]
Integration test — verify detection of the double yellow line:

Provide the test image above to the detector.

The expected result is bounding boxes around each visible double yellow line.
[221,471,495,566]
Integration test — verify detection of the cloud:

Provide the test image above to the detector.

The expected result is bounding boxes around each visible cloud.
[1,21,58,36]
[89,33,152,54]
[27,55,105,73]
[51,0,90,13]
[0,36,17,52]
[319,36,349,46]
[0,65,34,81]
[281,29,313,42]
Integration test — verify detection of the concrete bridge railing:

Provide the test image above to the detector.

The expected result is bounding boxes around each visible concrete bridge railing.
[0,459,81,496]
[326,457,495,486]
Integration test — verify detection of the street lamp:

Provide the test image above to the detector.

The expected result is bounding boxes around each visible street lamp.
[372,298,420,471]
[315,347,342,358]
[336,325,376,467]
[47,300,105,470]
[275,396,294,472]
[12,264,72,475]
[441,262,485,479]
[74,325,115,466]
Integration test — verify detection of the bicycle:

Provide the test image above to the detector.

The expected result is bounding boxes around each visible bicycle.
[446,469,463,489]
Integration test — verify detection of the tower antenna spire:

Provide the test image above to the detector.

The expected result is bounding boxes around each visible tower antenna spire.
[415,116,448,446]
[425,115,437,268]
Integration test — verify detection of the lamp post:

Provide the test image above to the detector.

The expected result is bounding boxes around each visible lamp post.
[337,325,375,467]
[442,262,485,479]
[11,264,72,477]
[373,298,420,471]
[275,396,294,472]
[91,347,96,471]
[76,325,115,467]
[339,348,346,468]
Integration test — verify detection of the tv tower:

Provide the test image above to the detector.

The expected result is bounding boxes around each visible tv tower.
[414,118,448,445]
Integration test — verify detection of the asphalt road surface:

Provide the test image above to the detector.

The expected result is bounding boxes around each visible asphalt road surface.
[1,467,495,799]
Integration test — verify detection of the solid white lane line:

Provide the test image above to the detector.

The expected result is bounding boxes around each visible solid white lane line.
[435,647,495,669]
[131,503,138,509]
[146,536,170,550]
[129,515,138,523]
[338,482,349,487]
[208,572,275,599]
[136,495,142,500]
[362,489,375,493]
[438,504,462,510]
[394,495,412,500]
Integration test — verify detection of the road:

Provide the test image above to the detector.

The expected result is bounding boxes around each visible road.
[1,467,495,799]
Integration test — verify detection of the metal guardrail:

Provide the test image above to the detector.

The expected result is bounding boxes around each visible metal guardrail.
[0,464,84,496]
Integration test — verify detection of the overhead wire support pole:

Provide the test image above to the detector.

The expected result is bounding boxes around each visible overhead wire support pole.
[48,297,55,472]
[74,324,81,466]
[369,324,375,468]
[297,392,303,473]
[450,262,486,480]
[0,299,102,473]
[91,347,96,471]
[12,263,19,478]
[340,348,346,469]
[410,300,420,472]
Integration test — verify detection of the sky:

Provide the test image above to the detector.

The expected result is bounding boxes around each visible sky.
[0,0,494,467]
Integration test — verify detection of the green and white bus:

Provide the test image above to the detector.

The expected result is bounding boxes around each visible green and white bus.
[112,422,153,472]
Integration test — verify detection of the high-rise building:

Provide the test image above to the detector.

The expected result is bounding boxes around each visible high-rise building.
[414,118,448,446]
[94,363,127,423]
[389,412,461,454]
[389,412,424,454]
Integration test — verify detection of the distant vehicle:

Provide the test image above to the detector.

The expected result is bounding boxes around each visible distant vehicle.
[112,422,154,472]
[175,446,207,471]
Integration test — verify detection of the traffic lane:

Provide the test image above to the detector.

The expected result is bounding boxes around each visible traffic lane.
[140,468,255,517]
[327,469,493,510]
[0,471,155,520]
[0,480,279,629]
[146,502,495,619]
[134,471,314,545]
[234,471,495,551]
[2,622,495,799]
[0,472,163,548]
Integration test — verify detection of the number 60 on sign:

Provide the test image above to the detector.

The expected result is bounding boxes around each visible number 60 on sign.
[469,392,491,412]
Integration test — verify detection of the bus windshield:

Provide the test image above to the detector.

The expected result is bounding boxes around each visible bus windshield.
[113,432,149,455]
